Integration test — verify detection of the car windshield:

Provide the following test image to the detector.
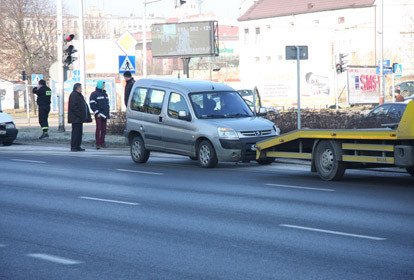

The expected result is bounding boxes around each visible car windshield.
[190,91,253,119]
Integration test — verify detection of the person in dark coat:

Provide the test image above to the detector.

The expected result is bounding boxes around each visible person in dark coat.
[32,79,52,139]
[123,71,135,106]
[89,80,110,149]
[68,83,92,152]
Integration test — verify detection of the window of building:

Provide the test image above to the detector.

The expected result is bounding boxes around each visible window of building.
[244,28,249,44]
[168,92,189,119]
[338,17,345,24]
[254,56,260,62]
[266,56,271,62]
[255,27,261,43]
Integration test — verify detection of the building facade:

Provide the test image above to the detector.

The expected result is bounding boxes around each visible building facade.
[238,0,414,108]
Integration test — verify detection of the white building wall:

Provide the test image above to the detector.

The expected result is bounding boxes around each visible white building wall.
[239,0,413,108]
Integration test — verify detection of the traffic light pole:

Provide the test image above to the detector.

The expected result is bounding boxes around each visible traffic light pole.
[78,0,86,93]
[57,0,65,132]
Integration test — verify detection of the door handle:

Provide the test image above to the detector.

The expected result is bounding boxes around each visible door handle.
[159,116,163,122]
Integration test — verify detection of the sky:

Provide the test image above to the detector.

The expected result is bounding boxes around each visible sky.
[67,0,243,20]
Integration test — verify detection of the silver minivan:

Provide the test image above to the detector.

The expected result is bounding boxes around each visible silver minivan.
[125,78,280,167]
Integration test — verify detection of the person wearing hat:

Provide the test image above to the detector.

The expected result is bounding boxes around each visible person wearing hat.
[32,79,52,139]
[68,83,92,152]
[89,80,110,149]
[123,71,135,106]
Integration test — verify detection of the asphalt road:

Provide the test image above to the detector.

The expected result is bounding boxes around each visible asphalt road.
[1,145,413,280]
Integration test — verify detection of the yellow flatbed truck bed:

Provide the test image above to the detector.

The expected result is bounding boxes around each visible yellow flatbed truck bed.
[256,101,414,181]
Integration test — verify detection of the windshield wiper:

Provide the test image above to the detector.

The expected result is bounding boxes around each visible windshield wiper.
[225,113,251,118]
[200,114,225,119]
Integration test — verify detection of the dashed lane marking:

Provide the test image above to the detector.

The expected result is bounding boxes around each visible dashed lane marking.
[280,224,386,241]
[0,244,6,248]
[27,253,82,265]
[79,196,140,206]
[11,159,46,164]
[117,168,163,175]
[266,183,334,192]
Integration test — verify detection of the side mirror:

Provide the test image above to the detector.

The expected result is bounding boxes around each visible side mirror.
[256,107,267,116]
[178,110,192,121]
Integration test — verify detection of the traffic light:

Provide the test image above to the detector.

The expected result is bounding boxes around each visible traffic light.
[336,63,342,74]
[63,34,77,67]
[176,0,186,7]
[338,53,348,73]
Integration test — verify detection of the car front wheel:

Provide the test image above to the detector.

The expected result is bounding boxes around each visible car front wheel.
[198,140,218,168]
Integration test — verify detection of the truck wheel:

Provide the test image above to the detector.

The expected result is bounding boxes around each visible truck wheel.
[406,167,414,177]
[130,136,150,163]
[198,140,218,168]
[256,158,275,165]
[314,140,345,181]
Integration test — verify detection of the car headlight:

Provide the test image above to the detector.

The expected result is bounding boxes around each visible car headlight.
[217,127,239,140]
[5,122,15,129]
[273,125,280,135]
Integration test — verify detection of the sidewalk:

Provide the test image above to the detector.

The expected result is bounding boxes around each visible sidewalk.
[15,124,127,148]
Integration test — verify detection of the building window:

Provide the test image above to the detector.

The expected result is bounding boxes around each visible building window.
[266,56,271,62]
[254,56,260,62]
[244,28,249,44]
[255,27,261,44]
[338,17,345,24]
[266,24,271,31]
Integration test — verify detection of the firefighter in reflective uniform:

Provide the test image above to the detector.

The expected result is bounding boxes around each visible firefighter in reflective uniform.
[32,79,52,139]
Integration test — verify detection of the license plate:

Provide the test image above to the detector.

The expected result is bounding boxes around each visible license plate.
[0,130,6,135]
[250,144,257,151]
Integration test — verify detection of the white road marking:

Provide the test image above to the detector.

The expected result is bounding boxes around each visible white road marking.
[11,159,45,164]
[280,224,386,241]
[27,253,82,265]
[266,183,334,192]
[117,168,163,175]
[0,244,6,248]
[79,196,140,206]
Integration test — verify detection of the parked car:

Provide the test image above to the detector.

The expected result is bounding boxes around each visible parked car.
[366,102,407,127]
[0,110,18,146]
[390,81,414,96]
[125,78,280,168]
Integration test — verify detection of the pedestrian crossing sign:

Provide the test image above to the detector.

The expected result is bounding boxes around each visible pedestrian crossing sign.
[119,55,136,74]
[31,74,44,86]
[393,63,402,78]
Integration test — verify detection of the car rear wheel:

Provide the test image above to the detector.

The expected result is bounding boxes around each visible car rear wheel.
[198,140,218,168]
[130,136,150,163]
[314,140,346,181]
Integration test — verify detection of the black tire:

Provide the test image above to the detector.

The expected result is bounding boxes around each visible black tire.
[198,140,218,168]
[189,156,198,160]
[314,140,346,181]
[406,167,414,177]
[256,158,275,165]
[130,136,150,163]
[2,142,13,146]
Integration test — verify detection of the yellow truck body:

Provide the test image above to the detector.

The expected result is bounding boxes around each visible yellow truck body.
[256,100,414,180]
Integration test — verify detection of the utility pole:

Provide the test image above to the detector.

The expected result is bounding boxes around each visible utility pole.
[57,0,65,132]
[78,0,86,93]
[142,0,162,78]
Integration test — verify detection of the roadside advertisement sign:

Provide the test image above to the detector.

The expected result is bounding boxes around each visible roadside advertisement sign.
[347,66,380,104]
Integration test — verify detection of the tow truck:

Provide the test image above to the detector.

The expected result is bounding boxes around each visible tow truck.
[256,101,414,181]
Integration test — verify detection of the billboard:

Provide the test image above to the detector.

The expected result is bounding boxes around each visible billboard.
[151,21,219,58]
[347,66,380,104]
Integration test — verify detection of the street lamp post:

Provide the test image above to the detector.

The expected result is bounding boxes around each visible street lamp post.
[142,0,162,78]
